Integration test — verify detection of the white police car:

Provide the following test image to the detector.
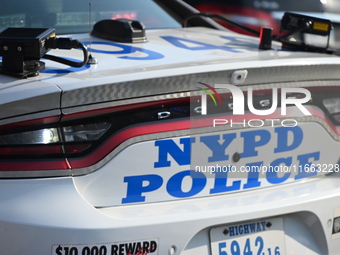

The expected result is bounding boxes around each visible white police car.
[1,0,340,254]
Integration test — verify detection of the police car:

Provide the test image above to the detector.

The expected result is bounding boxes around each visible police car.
[0,0,340,255]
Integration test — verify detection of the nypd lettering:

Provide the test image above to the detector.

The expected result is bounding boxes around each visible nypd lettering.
[122,126,322,204]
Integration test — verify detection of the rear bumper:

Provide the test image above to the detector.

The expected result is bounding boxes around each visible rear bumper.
[1,173,340,255]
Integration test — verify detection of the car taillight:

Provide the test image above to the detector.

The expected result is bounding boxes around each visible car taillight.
[0,120,111,176]
[62,122,111,154]
[0,122,110,154]
[1,87,340,178]
[0,127,63,157]
[62,122,110,142]
[0,128,60,145]
[0,99,190,178]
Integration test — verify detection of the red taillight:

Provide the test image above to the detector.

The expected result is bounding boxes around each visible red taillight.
[64,144,91,154]
[2,88,340,178]
[0,118,111,176]
[0,145,63,155]
[0,99,190,178]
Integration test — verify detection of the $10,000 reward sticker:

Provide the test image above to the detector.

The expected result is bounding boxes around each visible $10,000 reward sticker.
[52,238,158,255]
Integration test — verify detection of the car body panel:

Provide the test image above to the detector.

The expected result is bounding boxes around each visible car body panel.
[73,121,340,206]
[1,1,340,254]
[23,28,340,110]
[0,76,61,120]
[2,28,340,115]
[0,171,339,254]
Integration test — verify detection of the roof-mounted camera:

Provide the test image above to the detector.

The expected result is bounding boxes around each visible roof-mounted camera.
[0,28,55,77]
[277,12,332,53]
[0,27,89,78]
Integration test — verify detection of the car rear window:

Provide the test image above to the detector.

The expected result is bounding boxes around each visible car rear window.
[185,0,324,12]
[0,0,182,34]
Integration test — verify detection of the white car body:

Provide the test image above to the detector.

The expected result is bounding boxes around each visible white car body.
[1,18,340,255]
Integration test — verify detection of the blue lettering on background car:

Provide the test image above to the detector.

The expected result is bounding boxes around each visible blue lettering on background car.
[161,36,243,53]
[220,35,258,44]
[33,36,248,74]
[41,58,91,74]
[83,42,164,60]
[122,126,321,204]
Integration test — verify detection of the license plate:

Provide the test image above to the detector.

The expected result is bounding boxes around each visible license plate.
[210,218,286,255]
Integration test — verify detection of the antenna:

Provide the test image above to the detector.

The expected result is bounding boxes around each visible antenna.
[87,2,98,65]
